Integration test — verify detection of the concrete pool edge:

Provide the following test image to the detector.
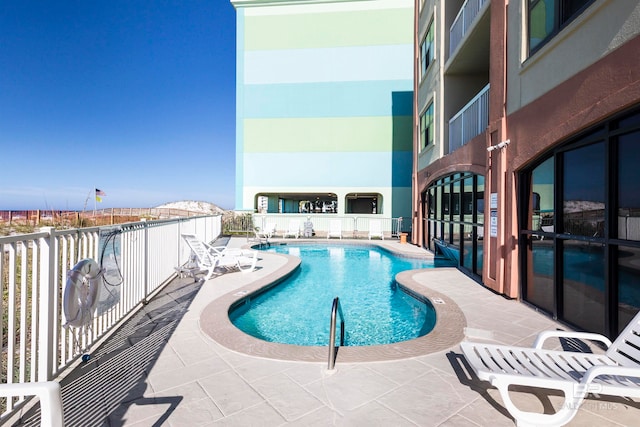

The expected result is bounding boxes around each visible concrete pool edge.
[199,242,467,363]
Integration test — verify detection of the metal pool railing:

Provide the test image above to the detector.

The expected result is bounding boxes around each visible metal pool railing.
[328,297,345,370]
[0,215,221,422]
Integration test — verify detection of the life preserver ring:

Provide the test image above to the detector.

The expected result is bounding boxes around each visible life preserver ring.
[63,259,103,328]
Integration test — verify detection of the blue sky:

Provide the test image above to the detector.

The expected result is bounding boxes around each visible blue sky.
[0,1,237,210]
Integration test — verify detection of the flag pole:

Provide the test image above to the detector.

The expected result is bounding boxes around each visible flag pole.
[93,187,97,217]
[82,189,91,220]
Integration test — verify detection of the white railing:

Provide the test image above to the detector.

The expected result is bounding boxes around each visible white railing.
[449,0,488,56]
[448,83,490,153]
[251,214,407,239]
[0,215,220,421]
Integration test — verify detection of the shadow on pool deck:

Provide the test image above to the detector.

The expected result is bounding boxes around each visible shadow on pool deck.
[12,275,207,426]
[11,236,640,426]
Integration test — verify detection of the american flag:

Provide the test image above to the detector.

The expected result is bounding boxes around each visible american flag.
[95,188,106,196]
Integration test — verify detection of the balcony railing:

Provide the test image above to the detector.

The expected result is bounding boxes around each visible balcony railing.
[448,83,490,154]
[449,0,489,56]
[0,215,220,421]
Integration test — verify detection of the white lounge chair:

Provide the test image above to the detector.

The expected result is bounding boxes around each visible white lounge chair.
[460,312,640,426]
[368,220,384,240]
[181,234,257,280]
[327,220,342,239]
[256,222,277,240]
[282,220,300,239]
[0,381,64,427]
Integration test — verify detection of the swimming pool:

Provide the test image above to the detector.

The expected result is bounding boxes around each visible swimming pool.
[230,243,440,346]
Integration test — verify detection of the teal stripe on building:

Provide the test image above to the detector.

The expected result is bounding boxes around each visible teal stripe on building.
[243,80,413,118]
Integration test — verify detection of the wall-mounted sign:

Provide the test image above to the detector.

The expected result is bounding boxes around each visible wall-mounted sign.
[490,210,498,237]
[490,193,498,209]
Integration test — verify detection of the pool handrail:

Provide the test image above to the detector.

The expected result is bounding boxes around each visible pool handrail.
[328,297,345,370]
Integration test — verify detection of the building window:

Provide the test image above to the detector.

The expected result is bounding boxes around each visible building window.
[528,0,594,54]
[420,102,434,150]
[256,193,337,214]
[345,193,381,214]
[420,20,434,80]
[563,142,605,237]
[424,172,484,278]
[520,106,640,338]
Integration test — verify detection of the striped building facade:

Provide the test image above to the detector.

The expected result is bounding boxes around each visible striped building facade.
[231,0,414,218]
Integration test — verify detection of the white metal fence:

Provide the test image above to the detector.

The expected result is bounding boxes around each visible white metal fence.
[0,215,220,420]
[251,214,407,239]
[448,83,490,154]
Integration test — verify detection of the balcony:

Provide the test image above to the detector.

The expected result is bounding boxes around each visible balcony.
[449,0,489,57]
[448,83,490,153]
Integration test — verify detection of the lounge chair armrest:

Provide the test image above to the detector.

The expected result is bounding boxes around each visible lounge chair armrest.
[237,250,257,259]
[211,246,231,255]
[224,248,254,257]
[0,381,64,427]
[533,330,612,349]
[583,365,640,386]
[202,242,227,254]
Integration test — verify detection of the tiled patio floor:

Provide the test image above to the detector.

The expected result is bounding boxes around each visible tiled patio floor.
[12,237,640,426]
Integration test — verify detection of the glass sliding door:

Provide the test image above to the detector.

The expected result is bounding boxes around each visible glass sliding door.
[562,142,605,238]
[561,240,606,334]
[520,107,640,337]
[475,176,484,275]
[524,158,555,314]
[425,172,485,279]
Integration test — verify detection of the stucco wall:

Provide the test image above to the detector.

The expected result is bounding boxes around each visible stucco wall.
[507,0,640,114]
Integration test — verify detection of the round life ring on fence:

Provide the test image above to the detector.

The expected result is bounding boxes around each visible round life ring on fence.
[63,258,103,328]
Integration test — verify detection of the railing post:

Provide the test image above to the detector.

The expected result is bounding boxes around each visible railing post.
[144,223,149,301]
[328,297,344,370]
[353,217,358,239]
[328,300,337,370]
[38,227,56,381]
[177,219,183,268]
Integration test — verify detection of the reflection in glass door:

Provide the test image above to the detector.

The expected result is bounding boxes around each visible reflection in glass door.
[520,107,640,338]
[425,173,484,279]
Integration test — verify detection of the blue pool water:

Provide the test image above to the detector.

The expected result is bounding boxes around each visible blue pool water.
[230,244,444,346]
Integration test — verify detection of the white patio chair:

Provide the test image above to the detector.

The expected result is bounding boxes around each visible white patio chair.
[0,381,64,427]
[368,220,384,240]
[248,228,268,246]
[327,220,342,239]
[267,222,277,237]
[181,234,257,280]
[282,220,300,239]
[256,222,276,240]
[460,311,640,426]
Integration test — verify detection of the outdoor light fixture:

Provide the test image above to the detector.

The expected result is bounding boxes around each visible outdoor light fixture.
[487,139,511,152]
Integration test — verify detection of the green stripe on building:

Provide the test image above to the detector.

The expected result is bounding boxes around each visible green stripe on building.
[244,8,413,50]
[243,116,413,152]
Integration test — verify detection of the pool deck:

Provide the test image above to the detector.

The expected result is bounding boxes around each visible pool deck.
[21,237,640,426]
